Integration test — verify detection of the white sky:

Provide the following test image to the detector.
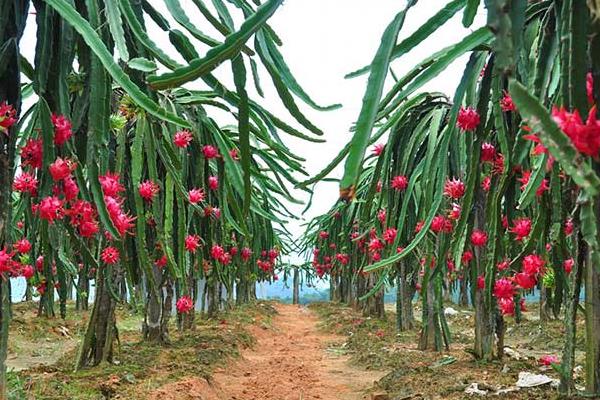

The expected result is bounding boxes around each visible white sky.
[20,1,486,264]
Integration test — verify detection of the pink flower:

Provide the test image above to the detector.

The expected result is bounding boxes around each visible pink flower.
[208,176,219,191]
[185,235,201,253]
[202,145,219,159]
[101,246,120,264]
[173,130,193,148]
[470,230,488,247]
[176,295,194,314]
[188,188,205,204]
[51,114,73,146]
[444,178,465,199]
[510,218,532,241]
[457,106,480,132]
[391,175,408,191]
[138,180,160,202]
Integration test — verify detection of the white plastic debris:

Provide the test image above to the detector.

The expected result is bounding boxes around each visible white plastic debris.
[503,347,524,360]
[516,372,555,388]
[464,383,488,396]
[444,307,459,316]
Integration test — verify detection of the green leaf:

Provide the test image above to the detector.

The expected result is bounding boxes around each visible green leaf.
[127,57,158,72]
[232,55,252,216]
[44,0,190,127]
[463,0,481,27]
[508,79,600,196]
[104,0,129,61]
[339,4,416,195]
[148,0,283,90]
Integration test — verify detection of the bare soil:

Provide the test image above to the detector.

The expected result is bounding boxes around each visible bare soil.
[150,304,384,400]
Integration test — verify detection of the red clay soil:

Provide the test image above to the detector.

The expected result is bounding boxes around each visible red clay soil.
[151,303,383,400]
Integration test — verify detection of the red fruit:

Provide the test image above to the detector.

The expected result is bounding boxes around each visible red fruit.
[383,228,397,244]
[481,176,491,192]
[461,250,473,264]
[514,272,537,289]
[202,145,219,159]
[229,149,239,160]
[173,130,193,148]
[415,221,425,233]
[39,196,64,223]
[22,264,35,280]
[510,217,532,241]
[101,246,120,264]
[448,203,461,220]
[431,215,452,234]
[498,298,515,316]
[185,235,201,253]
[470,229,488,247]
[391,175,408,191]
[372,143,384,156]
[480,142,496,162]
[13,172,38,194]
[539,355,559,366]
[497,259,510,271]
[156,255,168,268]
[377,209,387,224]
[211,244,226,260]
[0,249,14,273]
[368,238,384,253]
[49,157,74,181]
[138,180,160,202]
[51,114,73,146]
[319,231,329,240]
[0,101,17,133]
[208,176,219,190]
[188,188,205,204]
[457,106,480,132]
[444,178,465,199]
[587,72,594,105]
[564,218,574,236]
[552,105,600,157]
[500,91,516,112]
[176,295,194,314]
[493,278,514,299]
[63,176,79,201]
[241,247,252,262]
[14,238,31,254]
[99,172,125,197]
[522,254,544,275]
[563,258,575,274]
[21,139,43,169]
[477,275,485,290]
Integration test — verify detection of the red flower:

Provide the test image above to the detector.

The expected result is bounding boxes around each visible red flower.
[188,188,205,204]
[185,235,201,253]
[444,178,465,199]
[552,105,600,157]
[101,246,120,264]
[457,106,480,132]
[176,295,194,314]
[14,238,31,254]
[514,272,537,289]
[0,101,17,133]
[391,175,408,191]
[522,254,544,275]
[470,230,488,247]
[480,142,496,162]
[21,139,43,169]
[99,172,125,197]
[500,91,516,112]
[372,143,385,156]
[39,196,64,223]
[13,172,38,194]
[202,145,219,159]
[563,258,575,274]
[493,278,514,299]
[51,114,73,146]
[173,130,193,148]
[208,176,219,191]
[138,180,160,202]
[383,228,397,244]
[510,217,532,241]
[49,157,75,181]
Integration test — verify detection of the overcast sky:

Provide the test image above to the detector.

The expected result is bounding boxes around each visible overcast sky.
[21,1,486,264]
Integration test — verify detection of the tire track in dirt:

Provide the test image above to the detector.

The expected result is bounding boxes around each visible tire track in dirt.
[151,303,383,400]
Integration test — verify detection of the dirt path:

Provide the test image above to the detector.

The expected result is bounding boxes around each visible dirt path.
[152,304,384,400]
